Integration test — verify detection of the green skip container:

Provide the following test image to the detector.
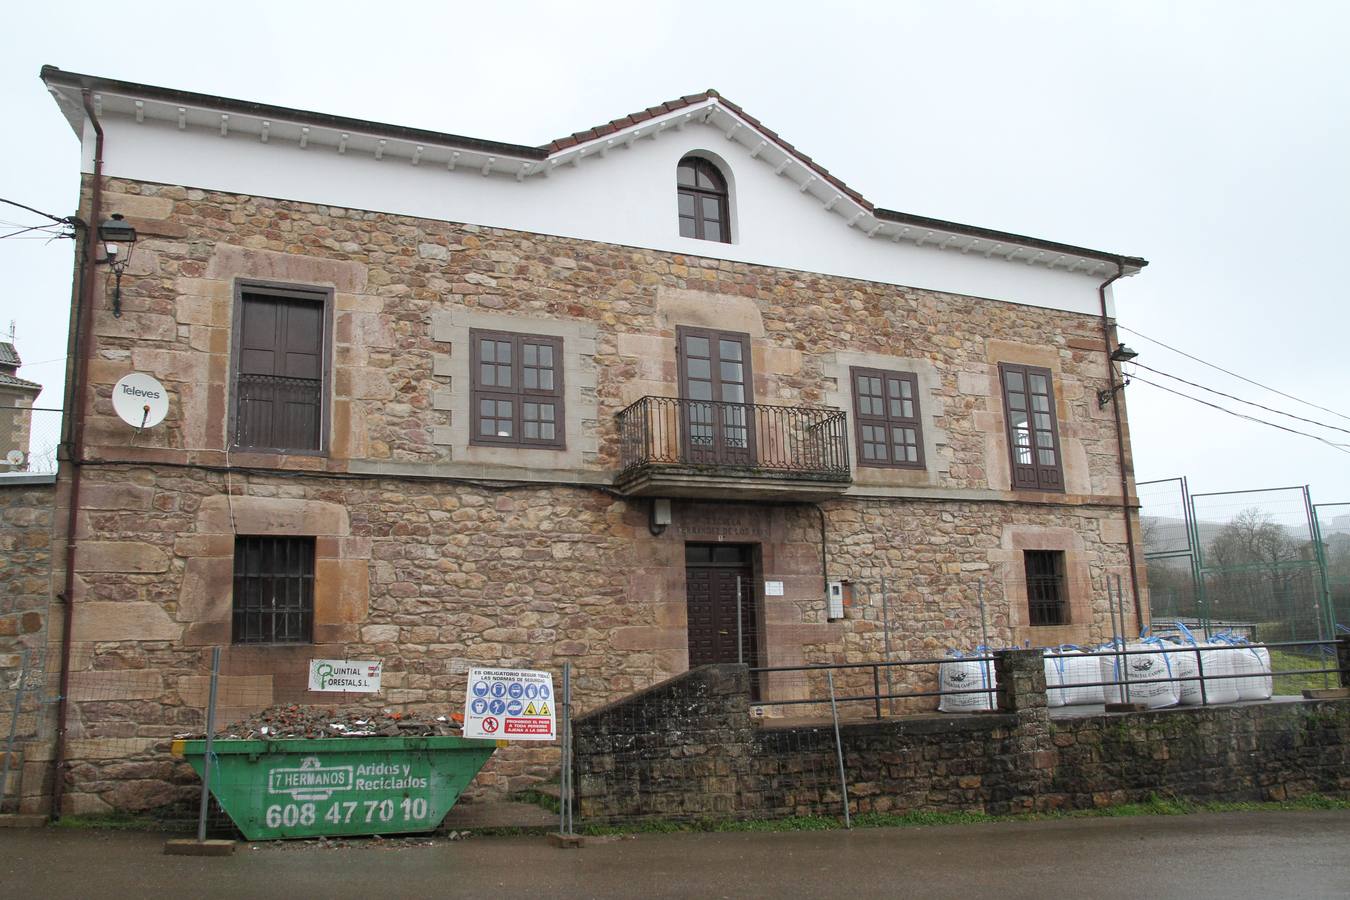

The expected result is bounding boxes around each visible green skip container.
[172,735,499,841]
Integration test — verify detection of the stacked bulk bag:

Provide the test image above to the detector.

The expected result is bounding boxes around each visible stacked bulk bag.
[1044,645,1106,707]
[938,649,996,713]
[1099,637,1180,708]
[1215,635,1273,700]
[1164,623,1240,706]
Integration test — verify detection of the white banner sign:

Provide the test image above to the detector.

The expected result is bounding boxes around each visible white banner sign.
[463,668,556,741]
[308,659,383,693]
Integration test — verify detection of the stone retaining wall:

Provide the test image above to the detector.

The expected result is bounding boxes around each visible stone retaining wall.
[0,480,55,658]
[573,649,1350,823]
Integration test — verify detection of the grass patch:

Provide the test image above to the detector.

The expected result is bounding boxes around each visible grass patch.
[1269,649,1341,695]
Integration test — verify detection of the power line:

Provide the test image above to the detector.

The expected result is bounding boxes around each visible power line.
[1131,362,1350,438]
[0,223,68,241]
[0,197,69,226]
[1119,324,1350,424]
[1130,374,1350,456]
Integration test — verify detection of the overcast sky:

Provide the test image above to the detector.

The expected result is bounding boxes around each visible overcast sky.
[3,1,1347,520]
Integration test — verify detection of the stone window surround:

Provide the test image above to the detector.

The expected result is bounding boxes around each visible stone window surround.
[430,308,599,473]
[822,350,948,487]
[997,525,1093,647]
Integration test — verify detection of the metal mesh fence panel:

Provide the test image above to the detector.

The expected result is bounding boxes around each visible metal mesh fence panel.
[1313,502,1350,635]
[1191,487,1325,643]
[0,407,61,475]
[1138,477,1201,625]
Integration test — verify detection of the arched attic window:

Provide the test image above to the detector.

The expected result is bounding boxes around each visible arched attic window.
[677,156,730,243]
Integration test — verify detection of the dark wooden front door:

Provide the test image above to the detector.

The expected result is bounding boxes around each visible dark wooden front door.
[677,327,755,466]
[685,544,757,669]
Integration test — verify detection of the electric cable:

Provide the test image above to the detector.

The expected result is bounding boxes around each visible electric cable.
[1129,374,1350,456]
[1119,324,1350,423]
[1130,362,1350,437]
[0,223,69,240]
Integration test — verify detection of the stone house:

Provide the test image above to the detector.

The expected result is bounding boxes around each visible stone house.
[0,340,43,474]
[22,66,1148,815]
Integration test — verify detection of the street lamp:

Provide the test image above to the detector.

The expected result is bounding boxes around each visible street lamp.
[1097,344,1139,408]
[96,213,138,318]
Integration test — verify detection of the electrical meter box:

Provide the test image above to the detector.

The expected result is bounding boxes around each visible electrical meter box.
[827,580,845,619]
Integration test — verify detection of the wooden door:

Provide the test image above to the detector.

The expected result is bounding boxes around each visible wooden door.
[677,327,755,466]
[685,544,757,668]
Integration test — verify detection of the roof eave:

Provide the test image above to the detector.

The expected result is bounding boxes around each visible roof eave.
[39,65,547,161]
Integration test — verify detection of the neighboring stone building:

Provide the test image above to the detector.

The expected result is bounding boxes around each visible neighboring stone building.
[23,66,1148,815]
[0,340,43,473]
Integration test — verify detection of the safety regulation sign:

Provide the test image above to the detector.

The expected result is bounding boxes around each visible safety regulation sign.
[463,668,556,741]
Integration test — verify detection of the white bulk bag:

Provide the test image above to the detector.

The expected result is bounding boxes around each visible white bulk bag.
[1164,640,1240,706]
[938,652,996,713]
[1099,641,1180,708]
[1227,643,1273,700]
[1044,650,1066,708]
[1045,646,1105,706]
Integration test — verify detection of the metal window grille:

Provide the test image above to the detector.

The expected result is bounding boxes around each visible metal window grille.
[232,536,315,644]
[1025,550,1068,626]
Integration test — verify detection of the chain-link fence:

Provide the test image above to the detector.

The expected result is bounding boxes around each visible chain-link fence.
[0,406,61,475]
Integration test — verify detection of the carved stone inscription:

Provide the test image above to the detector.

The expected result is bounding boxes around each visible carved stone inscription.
[675,504,771,539]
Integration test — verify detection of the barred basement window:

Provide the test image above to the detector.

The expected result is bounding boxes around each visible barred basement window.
[850,367,924,469]
[1024,550,1068,626]
[469,329,566,449]
[232,536,315,644]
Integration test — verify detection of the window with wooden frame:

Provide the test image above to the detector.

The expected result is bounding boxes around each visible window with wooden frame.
[1024,550,1068,626]
[999,363,1064,491]
[470,329,566,449]
[231,283,331,453]
[232,536,315,644]
[850,367,924,469]
[677,156,731,243]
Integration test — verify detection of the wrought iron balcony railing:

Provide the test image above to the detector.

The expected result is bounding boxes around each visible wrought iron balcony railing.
[616,396,851,478]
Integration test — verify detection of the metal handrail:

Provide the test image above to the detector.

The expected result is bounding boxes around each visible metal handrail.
[616,395,850,475]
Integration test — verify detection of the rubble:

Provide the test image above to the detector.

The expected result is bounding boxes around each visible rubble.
[176,706,463,741]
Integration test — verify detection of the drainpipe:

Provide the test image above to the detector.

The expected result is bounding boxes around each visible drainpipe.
[1098,263,1144,635]
[50,88,104,821]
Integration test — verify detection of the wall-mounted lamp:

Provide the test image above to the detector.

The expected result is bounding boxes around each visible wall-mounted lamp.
[96,213,138,318]
[1097,343,1139,408]
[649,498,672,536]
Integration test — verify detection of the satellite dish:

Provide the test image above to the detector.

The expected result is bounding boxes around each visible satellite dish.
[112,373,169,429]
[5,449,22,466]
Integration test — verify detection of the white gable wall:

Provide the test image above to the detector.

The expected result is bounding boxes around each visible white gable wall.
[88,115,1118,316]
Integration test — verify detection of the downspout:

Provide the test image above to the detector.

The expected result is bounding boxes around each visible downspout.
[1098,263,1144,634]
[51,87,104,820]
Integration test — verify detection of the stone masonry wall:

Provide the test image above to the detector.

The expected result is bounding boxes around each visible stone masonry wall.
[573,652,1350,824]
[35,172,1150,816]
[0,482,54,656]
[45,463,1132,815]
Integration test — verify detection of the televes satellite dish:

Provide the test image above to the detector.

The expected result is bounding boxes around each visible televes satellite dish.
[112,373,170,430]
[5,449,22,466]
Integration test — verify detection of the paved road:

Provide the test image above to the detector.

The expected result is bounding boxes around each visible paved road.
[3,810,1348,899]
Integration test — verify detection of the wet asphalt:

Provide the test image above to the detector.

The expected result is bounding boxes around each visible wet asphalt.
[3,809,1348,899]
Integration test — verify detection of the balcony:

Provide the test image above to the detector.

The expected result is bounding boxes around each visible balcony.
[614,396,852,501]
